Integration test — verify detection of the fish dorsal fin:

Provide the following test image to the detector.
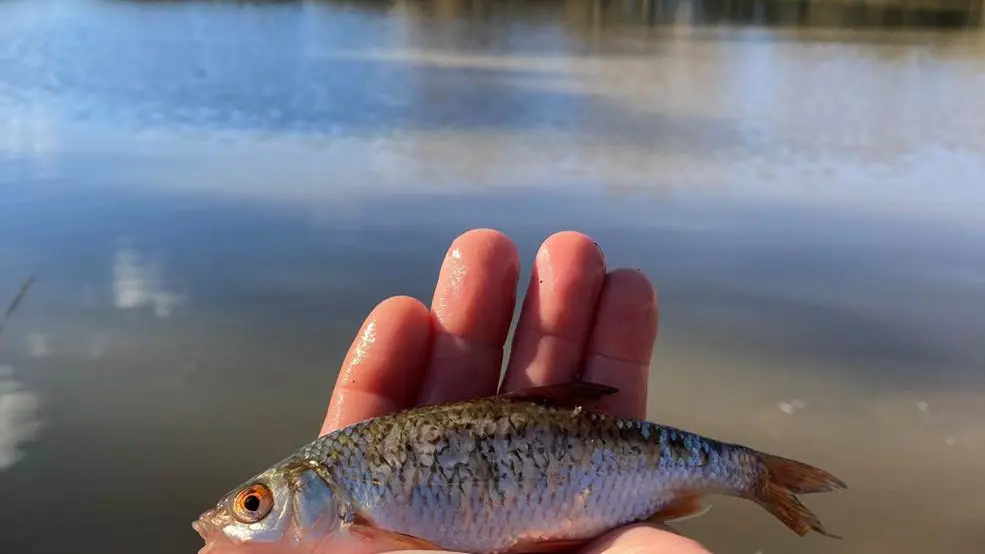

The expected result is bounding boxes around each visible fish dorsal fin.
[499,381,619,408]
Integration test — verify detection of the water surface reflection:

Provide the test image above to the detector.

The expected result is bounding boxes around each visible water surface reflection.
[0,1,983,554]
[0,365,42,472]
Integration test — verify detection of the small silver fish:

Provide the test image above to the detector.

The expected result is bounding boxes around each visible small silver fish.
[194,382,846,554]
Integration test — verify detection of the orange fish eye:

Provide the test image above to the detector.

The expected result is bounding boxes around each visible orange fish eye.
[231,484,274,523]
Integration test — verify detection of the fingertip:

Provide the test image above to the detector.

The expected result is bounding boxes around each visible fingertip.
[531,231,607,321]
[432,228,520,342]
[323,295,433,434]
[419,228,520,404]
[377,294,433,324]
[589,268,658,362]
[347,295,433,369]
[501,230,606,390]
[457,228,517,250]
[580,268,659,419]
[539,230,603,261]
[445,228,519,270]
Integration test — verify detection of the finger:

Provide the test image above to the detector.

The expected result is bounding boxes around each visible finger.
[580,523,712,554]
[380,550,467,554]
[581,268,658,419]
[417,229,520,405]
[321,296,433,435]
[501,231,606,392]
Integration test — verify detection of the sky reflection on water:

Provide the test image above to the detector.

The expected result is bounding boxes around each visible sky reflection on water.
[0,1,984,554]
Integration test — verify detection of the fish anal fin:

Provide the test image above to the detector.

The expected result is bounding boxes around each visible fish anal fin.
[751,451,847,539]
[500,382,618,408]
[647,494,712,524]
[507,538,590,554]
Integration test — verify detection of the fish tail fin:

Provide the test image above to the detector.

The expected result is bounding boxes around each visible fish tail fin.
[759,452,848,494]
[750,452,847,539]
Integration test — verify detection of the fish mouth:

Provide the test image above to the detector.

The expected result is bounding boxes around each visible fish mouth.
[193,513,240,554]
[192,519,209,539]
[192,507,226,542]
[192,523,222,554]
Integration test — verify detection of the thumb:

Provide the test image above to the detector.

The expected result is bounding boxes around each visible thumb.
[377,525,712,554]
[380,550,468,554]
[578,523,713,554]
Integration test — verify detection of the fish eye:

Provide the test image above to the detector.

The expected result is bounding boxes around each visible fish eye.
[231,484,274,524]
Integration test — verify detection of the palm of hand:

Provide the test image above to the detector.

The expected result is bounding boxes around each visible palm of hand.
[324,229,710,554]
[209,229,710,554]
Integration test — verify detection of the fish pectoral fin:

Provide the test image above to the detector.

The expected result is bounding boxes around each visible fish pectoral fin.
[647,494,712,524]
[348,522,446,551]
[500,382,619,408]
[507,538,591,554]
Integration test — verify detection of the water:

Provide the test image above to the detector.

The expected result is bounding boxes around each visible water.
[1,0,984,552]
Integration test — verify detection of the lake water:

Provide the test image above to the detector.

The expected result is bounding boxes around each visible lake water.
[1,1,984,553]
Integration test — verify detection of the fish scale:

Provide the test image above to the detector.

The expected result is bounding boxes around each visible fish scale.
[298,395,758,553]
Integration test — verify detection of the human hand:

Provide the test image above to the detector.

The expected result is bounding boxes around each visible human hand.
[321,229,711,554]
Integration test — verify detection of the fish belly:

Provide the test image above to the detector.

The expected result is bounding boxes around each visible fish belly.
[341,420,734,553]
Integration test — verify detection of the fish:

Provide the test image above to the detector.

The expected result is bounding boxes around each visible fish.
[193,382,847,554]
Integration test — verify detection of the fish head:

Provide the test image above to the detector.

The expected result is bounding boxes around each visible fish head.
[193,459,342,553]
